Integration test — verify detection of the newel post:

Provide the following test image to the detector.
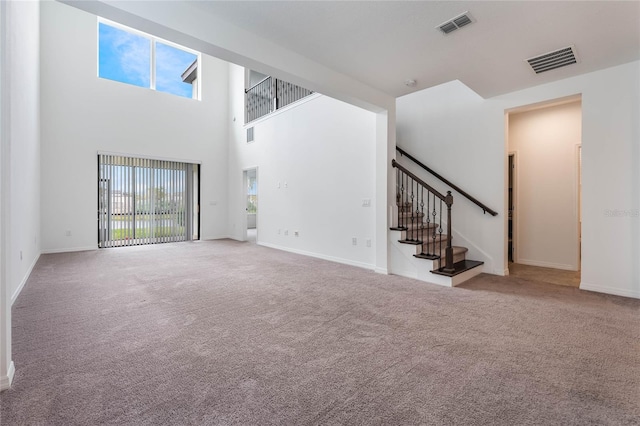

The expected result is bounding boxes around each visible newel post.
[443,191,455,272]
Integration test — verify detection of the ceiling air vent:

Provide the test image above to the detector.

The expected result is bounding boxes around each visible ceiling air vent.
[527,46,578,74]
[437,11,474,35]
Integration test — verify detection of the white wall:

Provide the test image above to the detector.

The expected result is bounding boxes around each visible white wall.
[228,65,377,269]
[8,1,41,300]
[0,0,40,390]
[40,1,230,253]
[397,61,640,298]
[508,101,582,270]
[60,0,395,113]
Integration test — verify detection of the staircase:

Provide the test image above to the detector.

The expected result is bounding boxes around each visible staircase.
[390,159,484,287]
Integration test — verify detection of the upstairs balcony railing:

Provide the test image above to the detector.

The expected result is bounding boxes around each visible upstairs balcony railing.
[245,76,314,123]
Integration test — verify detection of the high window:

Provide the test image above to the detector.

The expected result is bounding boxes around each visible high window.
[98,20,200,100]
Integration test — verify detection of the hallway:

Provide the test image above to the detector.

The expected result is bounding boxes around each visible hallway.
[509,263,580,288]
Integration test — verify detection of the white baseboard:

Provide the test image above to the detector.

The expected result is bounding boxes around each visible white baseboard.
[11,252,40,305]
[517,258,577,271]
[201,235,234,241]
[374,267,388,275]
[41,246,98,254]
[258,242,375,271]
[580,282,640,299]
[0,361,15,391]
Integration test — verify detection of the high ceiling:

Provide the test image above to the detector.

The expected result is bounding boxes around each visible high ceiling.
[188,1,640,98]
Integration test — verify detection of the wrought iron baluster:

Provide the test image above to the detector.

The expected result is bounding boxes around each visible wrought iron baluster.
[420,185,425,251]
[432,195,438,259]
[399,171,404,230]
[409,177,413,241]
[428,191,432,251]
[245,76,313,122]
[438,199,443,269]
[408,174,412,236]
[395,167,400,228]
[403,171,408,231]
[390,160,459,271]
[416,180,420,242]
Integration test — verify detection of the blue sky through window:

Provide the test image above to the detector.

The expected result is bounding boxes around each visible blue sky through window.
[156,43,197,98]
[99,23,150,88]
[98,22,198,99]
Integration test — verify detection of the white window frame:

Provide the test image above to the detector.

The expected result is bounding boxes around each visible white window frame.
[97,18,201,100]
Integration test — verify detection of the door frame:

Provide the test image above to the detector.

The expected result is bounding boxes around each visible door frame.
[575,143,582,270]
[508,151,518,264]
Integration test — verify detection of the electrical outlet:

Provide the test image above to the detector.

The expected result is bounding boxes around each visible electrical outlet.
[284,182,288,188]
[366,239,372,247]
[362,199,371,207]
[352,237,357,246]
[284,229,289,236]
[65,230,71,237]
[294,231,299,237]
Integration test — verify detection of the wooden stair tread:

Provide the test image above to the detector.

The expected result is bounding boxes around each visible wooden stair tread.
[404,222,439,230]
[430,260,484,277]
[413,245,467,257]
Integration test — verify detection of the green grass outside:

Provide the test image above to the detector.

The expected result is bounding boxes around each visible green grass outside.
[111,213,182,222]
[112,227,185,240]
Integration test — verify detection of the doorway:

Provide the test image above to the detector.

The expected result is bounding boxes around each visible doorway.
[506,96,582,284]
[243,168,258,243]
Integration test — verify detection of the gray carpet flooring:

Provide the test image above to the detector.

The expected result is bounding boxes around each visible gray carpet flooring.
[1,240,639,425]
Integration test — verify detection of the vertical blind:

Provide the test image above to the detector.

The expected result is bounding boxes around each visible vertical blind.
[98,154,197,248]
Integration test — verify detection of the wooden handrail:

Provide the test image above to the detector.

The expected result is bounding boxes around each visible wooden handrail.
[396,146,498,216]
[391,160,447,202]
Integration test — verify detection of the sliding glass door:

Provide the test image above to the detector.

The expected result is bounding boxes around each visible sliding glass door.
[98,154,199,248]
